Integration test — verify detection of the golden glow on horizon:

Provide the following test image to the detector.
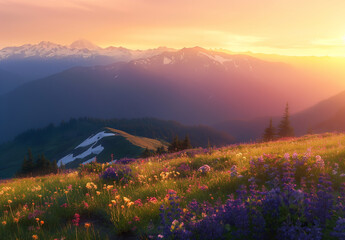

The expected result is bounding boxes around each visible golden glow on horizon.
[1,0,345,56]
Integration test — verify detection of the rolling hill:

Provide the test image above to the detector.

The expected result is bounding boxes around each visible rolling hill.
[56,127,168,168]
[0,117,234,178]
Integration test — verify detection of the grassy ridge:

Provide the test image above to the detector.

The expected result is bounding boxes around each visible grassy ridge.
[1,133,345,239]
[106,127,167,151]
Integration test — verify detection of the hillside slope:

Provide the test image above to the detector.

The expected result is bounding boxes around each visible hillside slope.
[216,89,345,142]
[1,133,345,239]
[0,117,234,178]
[56,127,167,168]
[0,68,25,95]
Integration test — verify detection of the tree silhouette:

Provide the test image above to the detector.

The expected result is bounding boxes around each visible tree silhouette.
[278,103,295,138]
[168,134,192,152]
[18,150,56,176]
[182,135,192,149]
[141,147,154,158]
[51,160,58,174]
[168,135,181,152]
[20,156,33,175]
[263,118,276,142]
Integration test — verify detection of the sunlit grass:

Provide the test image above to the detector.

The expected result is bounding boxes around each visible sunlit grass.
[1,133,345,239]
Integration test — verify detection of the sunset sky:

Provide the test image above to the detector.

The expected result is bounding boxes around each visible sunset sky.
[1,0,345,56]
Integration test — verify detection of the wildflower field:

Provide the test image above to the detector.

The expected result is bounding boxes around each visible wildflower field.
[1,133,345,239]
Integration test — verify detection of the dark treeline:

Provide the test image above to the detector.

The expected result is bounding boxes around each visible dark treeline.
[141,134,193,158]
[14,117,234,148]
[168,135,192,152]
[17,149,58,177]
[263,103,295,142]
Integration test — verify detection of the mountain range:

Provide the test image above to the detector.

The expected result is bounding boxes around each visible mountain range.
[2,41,345,146]
[0,40,175,81]
[0,46,335,143]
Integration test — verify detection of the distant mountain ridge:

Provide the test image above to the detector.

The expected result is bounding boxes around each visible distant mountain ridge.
[0,40,175,61]
[215,89,345,142]
[0,40,176,80]
[0,47,334,143]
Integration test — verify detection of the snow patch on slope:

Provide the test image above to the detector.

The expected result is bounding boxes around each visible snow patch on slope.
[82,157,97,165]
[76,131,115,148]
[200,52,232,64]
[163,57,172,64]
[57,130,116,166]
[57,144,105,166]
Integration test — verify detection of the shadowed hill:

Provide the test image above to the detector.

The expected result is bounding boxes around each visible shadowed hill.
[0,117,234,178]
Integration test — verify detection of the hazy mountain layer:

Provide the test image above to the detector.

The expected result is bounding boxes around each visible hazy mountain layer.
[0,47,330,143]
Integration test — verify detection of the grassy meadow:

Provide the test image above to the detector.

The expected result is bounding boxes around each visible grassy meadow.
[1,133,345,239]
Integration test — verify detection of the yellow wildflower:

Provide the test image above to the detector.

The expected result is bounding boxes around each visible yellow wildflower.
[86,182,97,190]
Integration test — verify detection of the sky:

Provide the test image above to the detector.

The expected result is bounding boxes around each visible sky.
[1,0,345,56]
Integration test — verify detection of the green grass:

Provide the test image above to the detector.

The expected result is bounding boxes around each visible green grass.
[1,133,345,239]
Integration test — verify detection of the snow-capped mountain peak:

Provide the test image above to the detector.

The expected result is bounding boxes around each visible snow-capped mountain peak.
[0,41,177,61]
[70,39,101,50]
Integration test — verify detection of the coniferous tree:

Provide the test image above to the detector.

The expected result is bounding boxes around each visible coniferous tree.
[51,160,58,174]
[141,147,154,158]
[35,154,45,173]
[278,103,295,138]
[182,135,192,149]
[42,155,51,173]
[263,118,276,142]
[168,135,181,152]
[59,162,65,172]
[156,146,166,155]
[20,156,33,175]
